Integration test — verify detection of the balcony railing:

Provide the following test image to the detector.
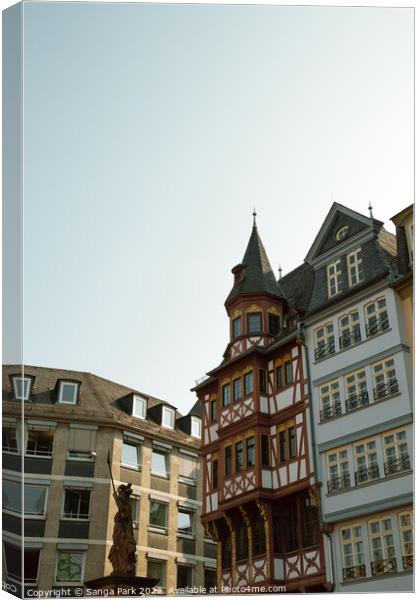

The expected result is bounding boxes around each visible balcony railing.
[365,316,389,338]
[402,555,413,571]
[373,378,399,401]
[371,557,397,576]
[315,339,335,361]
[384,456,411,476]
[345,390,369,413]
[339,328,361,350]
[355,464,380,485]
[342,564,366,581]
[327,473,351,493]
[320,401,342,423]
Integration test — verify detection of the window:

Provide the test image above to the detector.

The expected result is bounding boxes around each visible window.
[211,458,219,490]
[339,310,361,349]
[235,441,243,472]
[26,430,54,457]
[4,543,40,583]
[275,365,283,389]
[247,312,262,334]
[221,535,232,569]
[132,395,146,419]
[233,378,241,402]
[354,439,379,485]
[315,323,335,360]
[336,225,349,241]
[55,552,85,583]
[288,425,296,459]
[152,448,169,477]
[236,522,249,561]
[222,383,231,407]
[162,406,175,429]
[279,429,287,463]
[383,428,410,475]
[191,417,201,438]
[369,517,397,575]
[284,361,292,385]
[372,358,399,400]
[399,511,413,569]
[3,482,47,516]
[243,371,253,395]
[365,297,389,337]
[246,436,255,468]
[341,525,366,580]
[327,449,350,492]
[347,248,363,286]
[232,317,242,339]
[319,380,341,422]
[147,560,166,591]
[327,260,343,297]
[177,565,193,589]
[252,518,266,556]
[179,452,198,481]
[268,313,280,336]
[2,426,18,453]
[58,381,79,405]
[210,399,217,423]
[259,370,267,393]
[224,445,232,476]
[345,369,368,412]
[261,434,270,467]
[122,441,141,470]
[12,376,32,401]
[204,568,217,590]
[278,422,296,463]
[63,489,90,519]
[68,425,96,459]
[149,501,168,529]
[130,496,140,527]
[178,509,193,534]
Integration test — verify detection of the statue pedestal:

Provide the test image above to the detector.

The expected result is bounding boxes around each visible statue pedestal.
[84,575,159,597]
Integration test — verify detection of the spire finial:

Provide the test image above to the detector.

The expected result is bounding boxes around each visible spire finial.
[368,202,373,219]
[252,207,257,227]
[278,263,282,279]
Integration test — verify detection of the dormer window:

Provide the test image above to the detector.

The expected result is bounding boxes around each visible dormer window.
[232,317,242,339]
[132,395,146,419]
[247,312,262,334]
[347,248,363,286]
[162,406,175,429]
[58,381,79,405]
[12,376,32,401]
[327,260,343,298]
[336,226,349,241]
[191,417,201,439]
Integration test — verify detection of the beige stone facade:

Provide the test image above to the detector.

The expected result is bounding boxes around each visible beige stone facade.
[2,365,216,597]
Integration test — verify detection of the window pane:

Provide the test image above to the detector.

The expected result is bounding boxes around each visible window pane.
[150,502,167,528]
[122,442,139,468]
[233,317,241,338]
[63,489,90,518]
[148,561,166,589]
[26,431,54,456]
[178,510,192,533]
[3,482,22,513]
[2,427,18,453]
[191,418,201,438]
[56,552,84,583]
[152,450,168,475]
[162,408,174,428]
[25,486,47,515]
[133,397,145,418]
[60,383,77,404]
[247,313,262,333]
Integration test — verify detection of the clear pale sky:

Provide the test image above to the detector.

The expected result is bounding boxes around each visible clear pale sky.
[16,2,413,413]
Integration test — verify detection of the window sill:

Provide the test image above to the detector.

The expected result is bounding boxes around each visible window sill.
[60,517,91,522]
[178,476,196,486]
[177,532,194,540]
[25,453,53,459]
[151,472,169,480]
[2,450,20,455]
[121,463,142,472]
[67,456,95,462]
[148,526,168,535]
[3,510,46,520]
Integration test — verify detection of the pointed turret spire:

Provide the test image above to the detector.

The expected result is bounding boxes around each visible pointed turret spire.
[225,217,285,307]
[253,208,257,227]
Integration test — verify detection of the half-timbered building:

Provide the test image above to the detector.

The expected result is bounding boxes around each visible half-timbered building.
[193,217,332,593]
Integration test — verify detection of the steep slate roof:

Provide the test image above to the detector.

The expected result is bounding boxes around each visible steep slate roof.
[225,222,285,305]
[278,263,315,315]
[2,364,198,447]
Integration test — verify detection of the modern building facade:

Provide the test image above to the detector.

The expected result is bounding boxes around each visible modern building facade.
[195,202,413,594]
[2,365,215,597]
[193,220,332,593]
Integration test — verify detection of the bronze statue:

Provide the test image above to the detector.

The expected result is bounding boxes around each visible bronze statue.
[107,470,137,575]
